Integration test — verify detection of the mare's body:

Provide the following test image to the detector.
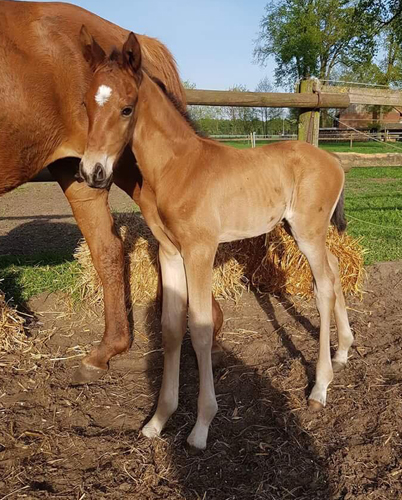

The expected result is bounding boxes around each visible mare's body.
[82,33,354,450]
[0,2,222,382]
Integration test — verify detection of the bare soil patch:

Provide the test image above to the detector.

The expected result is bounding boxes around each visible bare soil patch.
[1,262,401,499]
[0,183,135,256]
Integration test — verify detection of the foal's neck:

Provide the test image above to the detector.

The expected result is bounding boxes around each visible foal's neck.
[132,73,199,189]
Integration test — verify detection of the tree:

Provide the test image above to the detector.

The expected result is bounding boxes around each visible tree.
[254,0,377,88]
[335,28,402,127]
[339,28,402,88]
[356,1,402,38]
[254,77,283,136]
[223,84,258,134]
[182,80,224,124]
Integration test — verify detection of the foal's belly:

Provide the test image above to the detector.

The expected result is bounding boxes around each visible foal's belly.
[219,208,284,243]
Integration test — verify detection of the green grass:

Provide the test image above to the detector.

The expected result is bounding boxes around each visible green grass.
[0,253,79,306]
[344,166,402,265]
[0,167,401,303]
[320,141,402,154]
[227,140,402,154]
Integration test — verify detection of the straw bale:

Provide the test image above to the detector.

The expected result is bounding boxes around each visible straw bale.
[0,288,27,355]
[74,213,365,307]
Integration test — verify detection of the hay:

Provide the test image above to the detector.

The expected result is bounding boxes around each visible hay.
[74,213,365,307]
[254,224,366,299]
[0,287,27,355]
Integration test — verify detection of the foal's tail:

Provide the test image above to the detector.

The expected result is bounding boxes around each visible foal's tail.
[331,188,347,233]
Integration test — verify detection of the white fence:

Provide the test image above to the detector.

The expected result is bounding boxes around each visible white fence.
[211,131,402,148]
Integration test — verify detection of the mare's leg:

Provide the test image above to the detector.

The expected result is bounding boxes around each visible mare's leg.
[142,242,188,438]
[183,244,218,450]
[326,250,354,371]
[49,160,130,383]
[291,224,336,411]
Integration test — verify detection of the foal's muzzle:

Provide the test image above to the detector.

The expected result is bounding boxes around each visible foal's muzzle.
[78,161,112,189]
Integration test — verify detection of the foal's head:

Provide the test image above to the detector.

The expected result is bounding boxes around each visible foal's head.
[79,26,142,189]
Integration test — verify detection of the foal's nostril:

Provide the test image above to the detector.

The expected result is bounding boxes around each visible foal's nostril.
[75,161,85,182]
[94,163,105,183]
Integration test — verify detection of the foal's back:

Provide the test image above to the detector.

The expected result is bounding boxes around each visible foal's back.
[188,139,343,210]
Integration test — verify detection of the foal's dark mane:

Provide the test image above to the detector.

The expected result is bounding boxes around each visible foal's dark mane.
[107,48,205,137]
[150,76,206,138]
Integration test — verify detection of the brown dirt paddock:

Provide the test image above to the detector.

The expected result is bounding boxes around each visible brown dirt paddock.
[1,260,401,500]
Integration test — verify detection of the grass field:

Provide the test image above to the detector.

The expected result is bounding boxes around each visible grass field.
[0,166,401,305]
[344,166,402,264]
[227,140,402,154]
[0,253,79,306]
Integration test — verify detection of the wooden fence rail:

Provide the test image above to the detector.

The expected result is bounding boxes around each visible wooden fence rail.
[31,82,402,180]
[185,89,350,108]
[186,86,402,108]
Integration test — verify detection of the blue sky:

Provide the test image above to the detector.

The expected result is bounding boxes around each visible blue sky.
[34,0,276,91]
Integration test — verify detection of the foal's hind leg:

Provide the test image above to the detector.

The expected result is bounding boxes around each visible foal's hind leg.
[326,250,354,372]
[293,232,336,410]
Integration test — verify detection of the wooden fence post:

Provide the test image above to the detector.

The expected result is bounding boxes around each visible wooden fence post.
[297,79,321,146]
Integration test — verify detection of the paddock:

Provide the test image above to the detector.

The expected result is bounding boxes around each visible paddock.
[1,170,401,499]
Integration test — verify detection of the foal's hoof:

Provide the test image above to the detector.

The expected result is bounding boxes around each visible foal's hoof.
[308,398,325,412]
[185,442,205,456]
[70,362,108,385]
[142,423,161,439]
[332,360,347,373]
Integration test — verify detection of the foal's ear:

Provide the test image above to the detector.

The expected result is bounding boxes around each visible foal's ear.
[80,25,106,71]
[122,32,142,75]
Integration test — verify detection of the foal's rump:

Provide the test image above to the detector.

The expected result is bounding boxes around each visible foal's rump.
[261,141,346,237]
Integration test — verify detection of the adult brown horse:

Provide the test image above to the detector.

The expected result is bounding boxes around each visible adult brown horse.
[0,1,223,383]
[80,32,354,450]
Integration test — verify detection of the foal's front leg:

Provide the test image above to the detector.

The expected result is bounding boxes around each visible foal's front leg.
[142,243,187,438]
[183,244,218,450]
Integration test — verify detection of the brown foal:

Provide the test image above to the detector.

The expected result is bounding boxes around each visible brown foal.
[81,32,354,450]
[0,1,223,383]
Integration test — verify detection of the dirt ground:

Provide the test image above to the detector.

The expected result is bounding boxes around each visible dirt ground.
[1,183,402,499]
[0,182,135,256]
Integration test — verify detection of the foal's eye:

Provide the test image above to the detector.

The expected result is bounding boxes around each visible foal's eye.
[121,107,133,117]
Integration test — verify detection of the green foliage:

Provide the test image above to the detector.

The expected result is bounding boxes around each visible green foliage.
[255,77,283,136]
[184,79,295,136]
[356,1,402,42]
[254,0,377,87]
[194,117,296,136]
[338,28,402,87]
[223,84,257,129]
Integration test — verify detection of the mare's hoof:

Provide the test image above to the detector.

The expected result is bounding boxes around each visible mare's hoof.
[308,398,325,412]
[70,362,108,385]
[332,360,347,373]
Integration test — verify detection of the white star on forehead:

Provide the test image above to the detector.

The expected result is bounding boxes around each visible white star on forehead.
[95,85,112,106]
